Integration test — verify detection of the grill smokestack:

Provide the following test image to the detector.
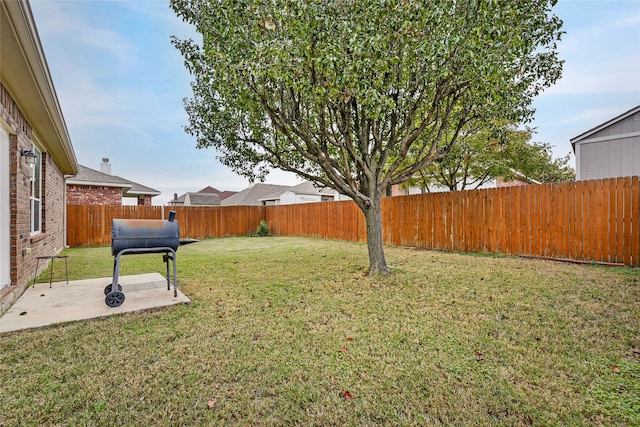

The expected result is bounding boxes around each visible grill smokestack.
[100,158,111,175]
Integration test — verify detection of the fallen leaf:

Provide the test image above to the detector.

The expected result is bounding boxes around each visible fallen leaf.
[609,365,620,373]
[475,351,484,361]
[341,346,348,352]
[342,391,352,399]
[346,337,354,341]
[504,289,509,293]
[330,377,335,385]
[207,400,216,409]
[263,18,275,31]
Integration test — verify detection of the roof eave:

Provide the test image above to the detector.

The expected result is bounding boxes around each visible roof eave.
[1,1,78,175]
[124,190,161,197]
[66,179,132,189]
[570,105,640,146]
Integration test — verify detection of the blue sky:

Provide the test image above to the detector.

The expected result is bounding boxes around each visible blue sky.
[30,0,640,205]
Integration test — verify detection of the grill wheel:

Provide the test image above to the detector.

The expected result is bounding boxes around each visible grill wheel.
[104,284,123,295]
[105,291,125,308]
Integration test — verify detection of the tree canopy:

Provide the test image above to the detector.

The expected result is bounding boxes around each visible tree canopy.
[171,0,564,273]
[406,124,575,192]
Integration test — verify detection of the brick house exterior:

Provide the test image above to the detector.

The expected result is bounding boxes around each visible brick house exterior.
[67,184,123,205]
[1,1,79,313]
[66,160,160,206]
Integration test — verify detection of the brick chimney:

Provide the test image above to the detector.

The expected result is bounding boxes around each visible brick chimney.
[100,158,111,175]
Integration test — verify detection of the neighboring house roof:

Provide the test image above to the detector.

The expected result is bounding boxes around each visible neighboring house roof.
[505,168,541,185]
[67,165,160,198]
[196,186,237,200]
[287,181,335,196]
[221,183,291,206]
[168,186,236,206]
[222,181,336,206]
[169,194,186,205]
[570,104,640,152]
[0,1,78,174]
[184,192,220,206]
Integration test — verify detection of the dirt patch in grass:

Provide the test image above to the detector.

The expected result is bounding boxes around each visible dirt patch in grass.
[1,237,639,425]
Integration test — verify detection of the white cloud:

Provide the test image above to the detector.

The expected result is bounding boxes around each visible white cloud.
[33,2,138,71]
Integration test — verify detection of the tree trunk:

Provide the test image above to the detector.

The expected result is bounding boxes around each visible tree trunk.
[362,195,390,275]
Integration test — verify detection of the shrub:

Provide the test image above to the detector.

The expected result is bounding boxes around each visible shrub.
[255,220,270,236]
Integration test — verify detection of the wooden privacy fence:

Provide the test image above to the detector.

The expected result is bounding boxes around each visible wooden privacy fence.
[66,177,640,266]
[266,177,639,266]
[385,177,639,265]
[66,205,264,247]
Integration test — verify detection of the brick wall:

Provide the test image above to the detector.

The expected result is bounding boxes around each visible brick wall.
[138,195,152,206]
[67,184,123,205]
[42,153,66,251]
[496,178,529,188]
[0,82,68,310]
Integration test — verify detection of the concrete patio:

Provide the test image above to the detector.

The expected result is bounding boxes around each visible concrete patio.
[0,272,191,333]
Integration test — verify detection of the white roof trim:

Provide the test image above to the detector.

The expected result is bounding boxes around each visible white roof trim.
[570,105,640,145]
[127,189,161,196]
[573,130,640,145]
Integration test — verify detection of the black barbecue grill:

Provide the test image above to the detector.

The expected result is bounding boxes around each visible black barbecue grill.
[106,211,197,307]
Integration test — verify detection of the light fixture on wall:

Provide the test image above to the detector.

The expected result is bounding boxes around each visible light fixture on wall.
[20,149,36,166]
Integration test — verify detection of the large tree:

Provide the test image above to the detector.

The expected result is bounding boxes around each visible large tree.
[171,0,563,274]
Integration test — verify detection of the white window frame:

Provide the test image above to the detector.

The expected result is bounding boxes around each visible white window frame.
[30,145,42,235]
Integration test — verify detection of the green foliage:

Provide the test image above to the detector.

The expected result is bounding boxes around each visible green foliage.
[170,0,564,272]
[255,220,270,237]
[171,0,563,197]
[407,123,575,191]
[507,139,576,183]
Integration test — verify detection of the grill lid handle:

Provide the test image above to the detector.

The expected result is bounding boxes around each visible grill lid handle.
[168,210,176,222]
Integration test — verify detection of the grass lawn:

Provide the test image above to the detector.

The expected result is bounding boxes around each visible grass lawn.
[1,236,639,426]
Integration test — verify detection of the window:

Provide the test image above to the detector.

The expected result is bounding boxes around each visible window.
[30,145,42,234]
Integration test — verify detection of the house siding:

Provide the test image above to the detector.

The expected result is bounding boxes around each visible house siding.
[0,82,67,308]
[579,136,640,180]
[575,109,640,180]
